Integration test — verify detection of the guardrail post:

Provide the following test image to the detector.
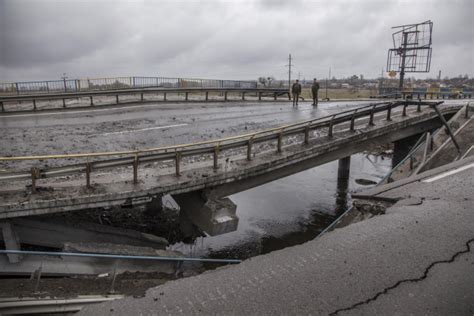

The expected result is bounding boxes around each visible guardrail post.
[90,96,94,106]
[247,139,253,161]
[205,91,209,101]
[242,92,245,100]
[140,93,144,102]
[368,104,376,126]
[133,154,139,184]
[328,115,335,137]
[31,167,38,193]
[213,145,219,170]
[258,91,262,101]
[386,103,392,121]
[277,132,283,152]
[116,95,119,104]
[304,125,310,144]
[350,110,357,131]
[417,102,421,112]
[402,101,408,116]
[86,162,92,188]
[185,92,189,101]
[62,98,66,108]
[33,99,37,111]
[164,92,167,101]
[224,91,228,101]
[0,102,4,112]
[175,152,181,176]
[465,102,470,118]
[274,93,277,101]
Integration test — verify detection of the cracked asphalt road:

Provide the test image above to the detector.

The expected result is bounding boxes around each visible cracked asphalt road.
[338,240,474,315]
[81,156,474,315]
[1,100,370,170]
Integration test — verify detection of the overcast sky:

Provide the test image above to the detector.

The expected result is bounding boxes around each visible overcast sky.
[1,0,473,82]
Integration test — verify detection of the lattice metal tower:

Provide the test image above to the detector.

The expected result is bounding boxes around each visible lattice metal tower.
[387,20,433,92]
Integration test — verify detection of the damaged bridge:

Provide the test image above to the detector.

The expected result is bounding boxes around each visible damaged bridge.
[0,101,466,236]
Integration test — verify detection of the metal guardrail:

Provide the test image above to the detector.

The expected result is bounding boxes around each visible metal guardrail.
[0,76,257,95]
[0,87,290,112]
[0,100,446,192]
[402,90,473,100]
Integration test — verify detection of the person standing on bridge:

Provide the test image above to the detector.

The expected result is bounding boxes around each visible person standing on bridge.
[311,78,320,106]
[292,80,302,107]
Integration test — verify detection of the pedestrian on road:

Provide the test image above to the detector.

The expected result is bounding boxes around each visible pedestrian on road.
[292,80,302,107]
[311,78,320,106]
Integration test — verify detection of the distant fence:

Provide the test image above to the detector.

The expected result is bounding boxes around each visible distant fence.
[378,86,474,99]
[0,76,257,95]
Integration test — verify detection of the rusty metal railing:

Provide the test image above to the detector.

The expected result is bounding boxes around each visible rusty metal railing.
[0,76,257,96]
[0,101,449,192]
[0,87,289,112]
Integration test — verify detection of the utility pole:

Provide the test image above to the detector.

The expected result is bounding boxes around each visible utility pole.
[380,67,384,95]
[285,54,293,91]
[325,67,331,100]
[61,73,68,92]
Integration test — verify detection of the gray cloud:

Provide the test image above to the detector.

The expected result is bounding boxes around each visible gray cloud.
[0,0,472,81]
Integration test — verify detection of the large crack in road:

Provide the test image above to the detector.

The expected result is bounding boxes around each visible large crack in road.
[330,238,474,315]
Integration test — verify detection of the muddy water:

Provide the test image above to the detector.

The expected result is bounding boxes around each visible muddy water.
[169,153,391,270]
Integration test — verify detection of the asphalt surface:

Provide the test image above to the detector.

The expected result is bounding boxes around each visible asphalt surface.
[81,155,474,315]
[1,99,468,172]
[1,101,367,157]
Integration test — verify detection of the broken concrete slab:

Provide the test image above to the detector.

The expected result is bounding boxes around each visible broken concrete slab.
[172,191,239,236]
[0,218,168,250]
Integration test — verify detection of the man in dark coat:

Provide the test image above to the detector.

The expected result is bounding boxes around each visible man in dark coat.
[311,78,320,106]
[291,79,302,107]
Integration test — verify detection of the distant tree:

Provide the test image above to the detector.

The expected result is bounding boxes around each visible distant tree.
[258,76,275,87]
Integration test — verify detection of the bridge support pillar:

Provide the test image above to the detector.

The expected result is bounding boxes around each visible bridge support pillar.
[172,191,239,236]
[392,133,422,168]
[337,156,351,180]
[0,221,22,263]
[336,156,351,215]
[145,194,164,215]
[336,171,350,216]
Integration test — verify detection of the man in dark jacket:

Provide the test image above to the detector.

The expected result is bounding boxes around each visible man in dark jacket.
[311,78,320,106]
[292,80,302,107]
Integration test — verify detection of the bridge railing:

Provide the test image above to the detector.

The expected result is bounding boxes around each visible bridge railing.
[0,76,257,96]
[0,87,289,112]
[0,101,446,192]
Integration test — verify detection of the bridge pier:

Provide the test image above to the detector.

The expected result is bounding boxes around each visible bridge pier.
[337,156,351,180]
[392,133,422,168]
[145,195,164,215]
[336,156,350,215]
[172,191,239,236]
[335,174,349,216]
[0,221,22,263]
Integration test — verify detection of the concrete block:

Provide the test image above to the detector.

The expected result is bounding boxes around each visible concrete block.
[172,191,239,236]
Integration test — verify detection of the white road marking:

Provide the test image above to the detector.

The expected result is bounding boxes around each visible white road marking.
[422,163,474,183]
[96,123,188,136]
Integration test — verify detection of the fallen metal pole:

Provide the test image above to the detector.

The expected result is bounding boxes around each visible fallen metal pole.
[0,249,241,264]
